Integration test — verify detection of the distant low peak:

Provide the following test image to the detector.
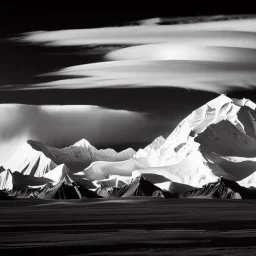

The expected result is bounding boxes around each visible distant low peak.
[73,138,91,148]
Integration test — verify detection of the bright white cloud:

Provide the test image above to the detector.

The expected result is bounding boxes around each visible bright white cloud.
[25,59,256,93]
[3,16,256,93]
[20,18,256,46]
[105,44,256,63]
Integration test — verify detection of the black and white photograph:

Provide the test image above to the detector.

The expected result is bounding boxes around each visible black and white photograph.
[1,3,256,255]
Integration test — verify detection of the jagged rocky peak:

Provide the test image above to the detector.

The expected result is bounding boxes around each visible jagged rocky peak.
[95,171,173,198]
[179,178,242,199]
[219,177,256,199]
[1,173,100,200]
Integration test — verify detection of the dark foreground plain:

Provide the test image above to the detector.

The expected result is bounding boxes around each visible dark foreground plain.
[1,198,256,255]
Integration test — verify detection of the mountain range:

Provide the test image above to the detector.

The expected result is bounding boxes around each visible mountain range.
[2,94,256,199]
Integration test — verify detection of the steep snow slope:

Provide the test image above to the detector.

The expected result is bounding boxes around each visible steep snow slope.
[82,158,146,181]
[3,143,57,177]
[1,143,96,190]
[133,136,165,158]
[196,120,256,157]
[131,94,256,188]
[139,150,235,188]
[159,94,241,166]
[43,164,70,184]
[0,167,13,191]
[133,136,165,167]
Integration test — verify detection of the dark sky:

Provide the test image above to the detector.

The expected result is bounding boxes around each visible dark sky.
[1,3,253,34]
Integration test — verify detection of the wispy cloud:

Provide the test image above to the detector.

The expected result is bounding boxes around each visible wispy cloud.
[4,16,256,93]
[14,59,256,93]
[19,18,256,46]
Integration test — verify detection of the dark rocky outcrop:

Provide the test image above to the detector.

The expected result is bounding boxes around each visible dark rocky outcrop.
[219,177,256,199]
[95,175,174,198]
[179,178,241,199]
[1,176,100,199]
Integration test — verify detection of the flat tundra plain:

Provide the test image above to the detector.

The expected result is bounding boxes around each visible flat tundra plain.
[1,198,256,255]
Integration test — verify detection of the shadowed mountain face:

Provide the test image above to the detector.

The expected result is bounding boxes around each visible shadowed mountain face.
[179,180,241,199]
[1,170,250,200]
[95,174,174,198]
[0,168,13,191]
[2,175,100,200]
[219,177,256,199]
[0,170,174,199]
[52,179,101,199]
[11,171,52,189]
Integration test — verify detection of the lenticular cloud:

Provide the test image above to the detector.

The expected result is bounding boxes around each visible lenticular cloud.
[2,15,255,93]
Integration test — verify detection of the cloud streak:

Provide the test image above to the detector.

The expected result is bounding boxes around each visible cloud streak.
[20,18,256,46]
[14,60,256,93]
[4,16,256,94]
